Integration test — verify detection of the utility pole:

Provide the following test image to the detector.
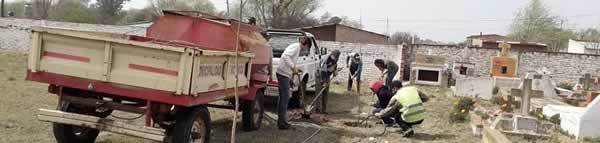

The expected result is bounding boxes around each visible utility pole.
[386,17,390,37]
[226,0,230,18]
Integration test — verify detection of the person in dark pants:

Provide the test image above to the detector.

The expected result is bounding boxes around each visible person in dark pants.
[374,59,399,87]
[368,80,394,124]
[317,50,341,114]
[375,80,429,137]
[276,37,311,130]
[347,52,362,91]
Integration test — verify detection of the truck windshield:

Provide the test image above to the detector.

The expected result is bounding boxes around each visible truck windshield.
[268,33,302,58]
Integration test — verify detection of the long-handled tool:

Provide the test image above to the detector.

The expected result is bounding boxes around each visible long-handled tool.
[301,68,342,118]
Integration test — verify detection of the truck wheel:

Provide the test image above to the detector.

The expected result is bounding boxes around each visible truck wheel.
[168,106,211,143]
[290,79,307,108]
[53,101,101,143]
[242,88,265,131]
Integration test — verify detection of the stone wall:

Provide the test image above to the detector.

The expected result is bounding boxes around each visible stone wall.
[5,17,597,84]
[0,18,145,50]
[405,44,600,83]
[319,41,403,82]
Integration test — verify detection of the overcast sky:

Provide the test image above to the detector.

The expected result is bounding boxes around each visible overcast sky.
[8,0,599,42]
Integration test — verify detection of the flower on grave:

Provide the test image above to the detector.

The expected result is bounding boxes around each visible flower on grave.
[461,109,466,113]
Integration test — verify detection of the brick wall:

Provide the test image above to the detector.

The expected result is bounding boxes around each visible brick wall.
[335,25,388,45]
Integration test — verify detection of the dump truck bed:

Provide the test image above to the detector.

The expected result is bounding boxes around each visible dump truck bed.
[26,27,254,106]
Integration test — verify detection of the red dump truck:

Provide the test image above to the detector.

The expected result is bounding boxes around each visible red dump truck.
[27,11,272,143]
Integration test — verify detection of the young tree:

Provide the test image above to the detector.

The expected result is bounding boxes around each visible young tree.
[508,0,571,51]
[94,0,130,24]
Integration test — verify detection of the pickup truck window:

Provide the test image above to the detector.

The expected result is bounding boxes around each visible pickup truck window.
[268,33,303,58]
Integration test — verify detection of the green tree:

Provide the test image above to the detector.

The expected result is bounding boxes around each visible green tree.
[149,0,216,16]
[93,0,130,24]
[4,0,27,17]
[49,0,97,23]
[508,0,572,51]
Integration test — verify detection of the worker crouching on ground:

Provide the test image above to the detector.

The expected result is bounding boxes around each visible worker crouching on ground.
[276,37,311,130]
[316,50,341,114]
[368,80,394,124]
[375,80,429,137]
[347,52,362,91]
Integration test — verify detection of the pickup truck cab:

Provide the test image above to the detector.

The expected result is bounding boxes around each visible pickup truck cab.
[264,29,327,107]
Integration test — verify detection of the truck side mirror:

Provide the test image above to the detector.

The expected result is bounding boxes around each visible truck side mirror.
[321,47,328,55]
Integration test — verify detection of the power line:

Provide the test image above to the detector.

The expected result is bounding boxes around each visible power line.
[370,14,600,23]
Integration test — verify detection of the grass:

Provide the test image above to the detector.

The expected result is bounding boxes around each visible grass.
[0,51,590,143]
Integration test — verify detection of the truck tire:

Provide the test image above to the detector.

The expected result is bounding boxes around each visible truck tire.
[53,101,102,143]
[242,88,265,131]
[168,106,211,143]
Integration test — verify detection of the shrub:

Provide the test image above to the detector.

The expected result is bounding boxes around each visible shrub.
[449,97,476,123]
[557,81,574,90]
[549,114,560,125]
[7,77,15,81]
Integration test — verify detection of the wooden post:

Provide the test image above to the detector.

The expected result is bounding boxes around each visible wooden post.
[1,0,4,17]
[584,73,592,91]
[521,79,532,115]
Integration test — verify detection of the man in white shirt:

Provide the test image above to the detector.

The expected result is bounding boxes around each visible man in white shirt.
[276,37,311,130]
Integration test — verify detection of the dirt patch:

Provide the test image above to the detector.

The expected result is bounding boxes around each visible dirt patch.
[0,52,588,143]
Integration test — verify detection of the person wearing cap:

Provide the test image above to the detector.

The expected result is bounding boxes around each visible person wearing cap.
[276,36,312,130]
[374,59,399,87]
[347,52,362,91]
[316,49,341,114]
[368,80,394,124]
[375,80,428,137]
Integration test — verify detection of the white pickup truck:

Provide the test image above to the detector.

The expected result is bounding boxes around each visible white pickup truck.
[263,29,327,107]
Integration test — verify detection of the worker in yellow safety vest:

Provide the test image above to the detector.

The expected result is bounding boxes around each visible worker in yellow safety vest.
[375,80,428,137]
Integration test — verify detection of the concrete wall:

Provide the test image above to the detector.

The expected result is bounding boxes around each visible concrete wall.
[0,18,145,50]
[5,18,597,84]
[319,41,402,82]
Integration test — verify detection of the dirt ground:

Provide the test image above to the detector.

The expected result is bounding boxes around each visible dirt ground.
[0,51,588,143]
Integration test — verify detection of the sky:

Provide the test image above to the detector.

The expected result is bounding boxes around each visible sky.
[9,0,600,42]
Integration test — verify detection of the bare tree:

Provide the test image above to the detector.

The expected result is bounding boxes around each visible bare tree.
[389,32,420,45]
[231,0,321,29]
[576,28,600,54]
[32,0,52,19]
